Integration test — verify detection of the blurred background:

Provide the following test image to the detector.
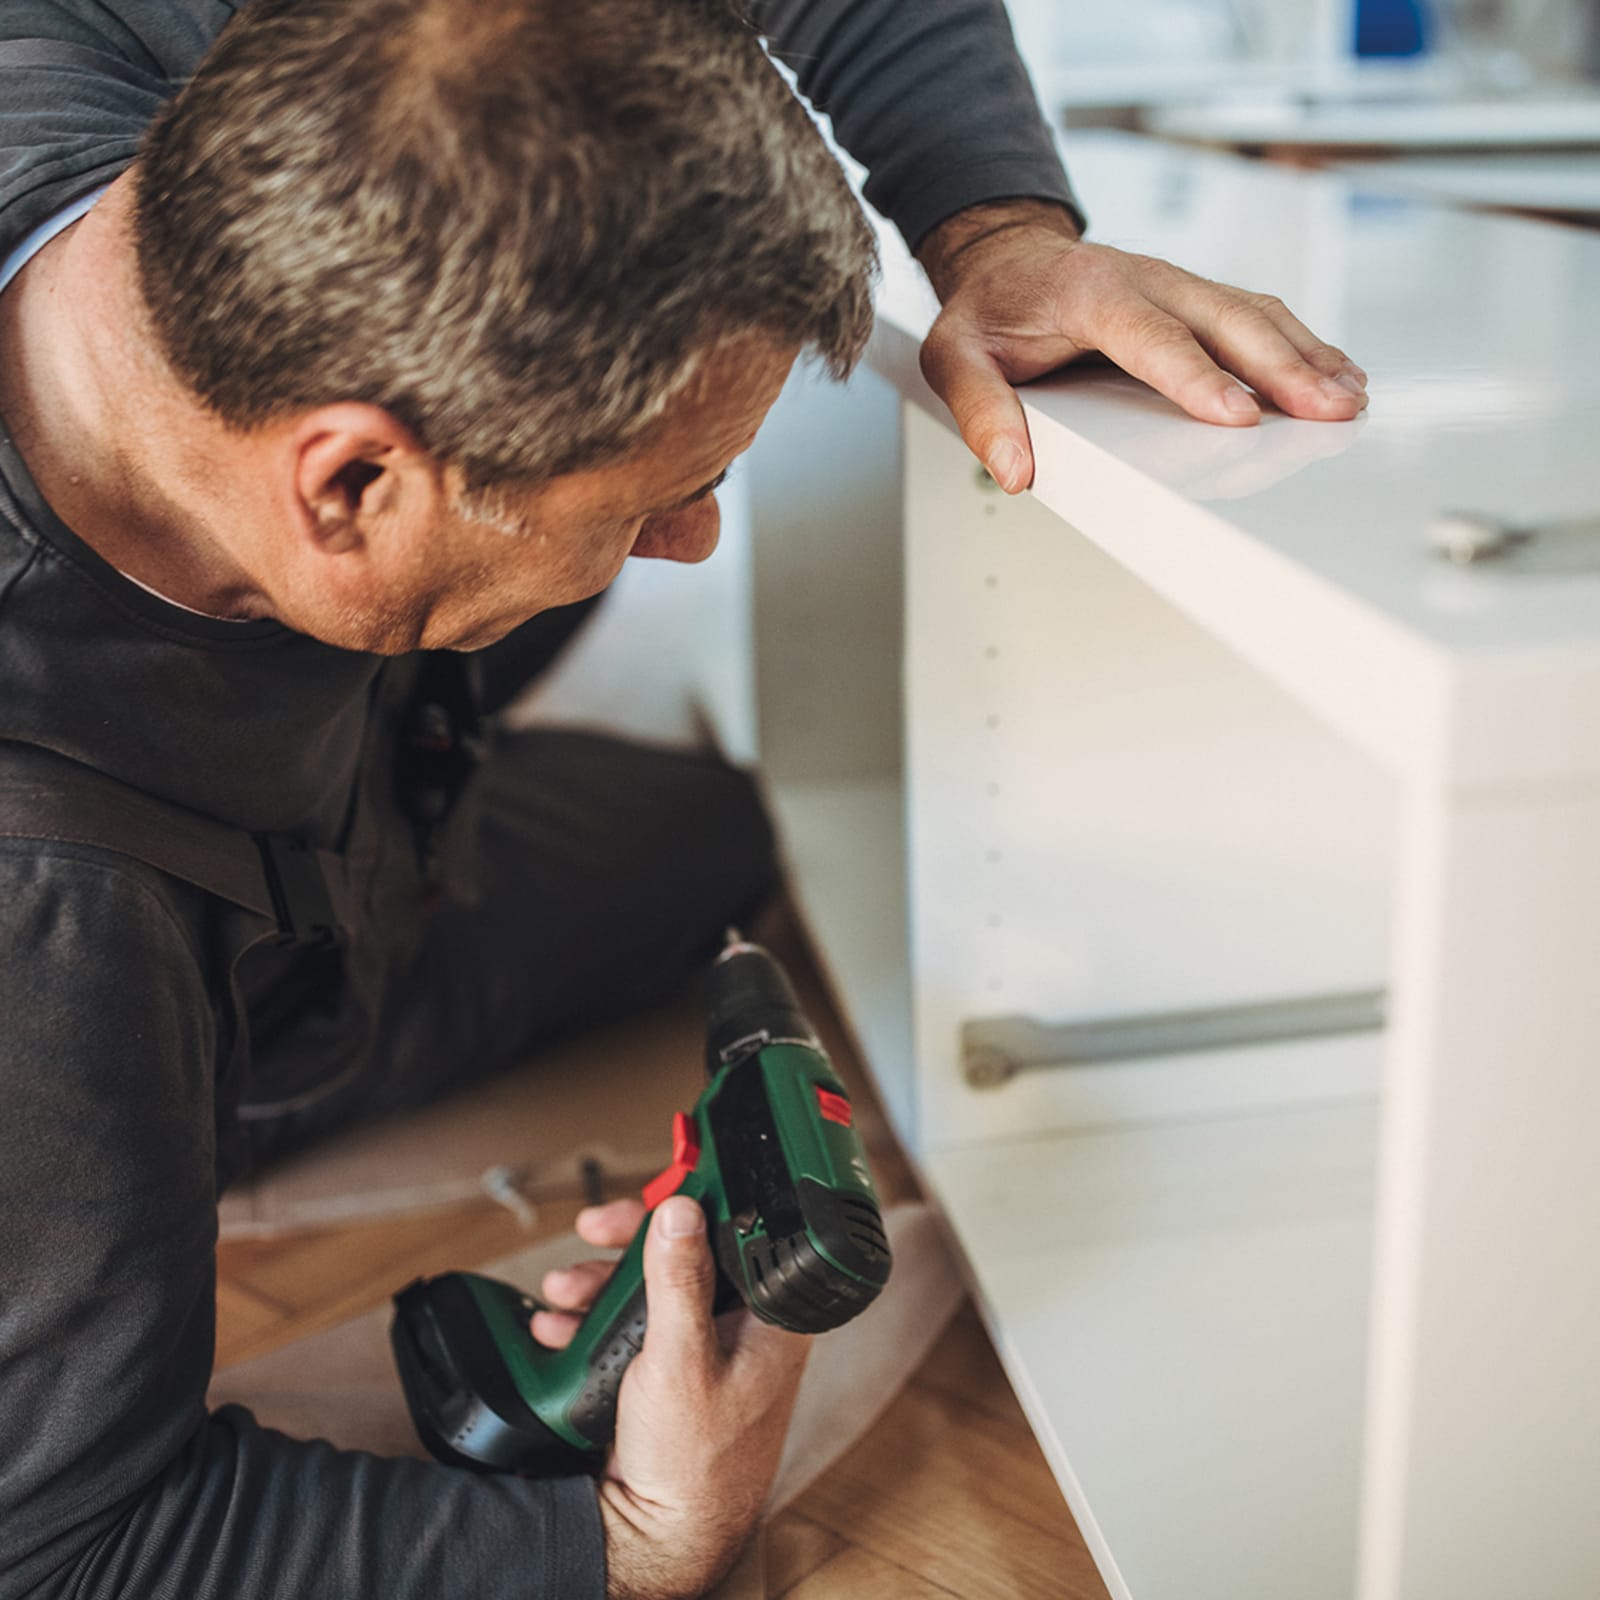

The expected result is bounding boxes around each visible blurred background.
[997,0,1600,232]
[1009,0,1600,113]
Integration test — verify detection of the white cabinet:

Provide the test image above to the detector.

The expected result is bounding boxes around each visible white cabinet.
[754,132,1600,1600]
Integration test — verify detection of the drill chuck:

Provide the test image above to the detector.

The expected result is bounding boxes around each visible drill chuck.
[705,930,817,1073]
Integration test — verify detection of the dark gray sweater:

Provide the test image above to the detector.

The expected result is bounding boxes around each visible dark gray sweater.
[0,4,1076,1597]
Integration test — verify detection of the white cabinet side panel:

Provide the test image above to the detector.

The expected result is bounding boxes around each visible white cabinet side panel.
[1362,781,1600,1600]
[902,404,1394,1145]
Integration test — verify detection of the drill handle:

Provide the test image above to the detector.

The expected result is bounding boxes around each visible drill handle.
[556,1189,741,1453]
[555,1220,651,1452]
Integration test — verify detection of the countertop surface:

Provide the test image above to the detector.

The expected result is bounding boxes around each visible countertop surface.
[872,130,1600,663]
[1147,87,1600,148]
[1332,149,1600,213]
[865,132,1600,783]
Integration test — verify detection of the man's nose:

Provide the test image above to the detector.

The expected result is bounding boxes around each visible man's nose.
[631,497,721,564]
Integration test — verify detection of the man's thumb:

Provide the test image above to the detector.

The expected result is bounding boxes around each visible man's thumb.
[642,1195,717,1374]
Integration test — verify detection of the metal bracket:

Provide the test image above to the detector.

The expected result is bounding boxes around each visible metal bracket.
[1428,510,1600,572]
[961,989,1388,1089]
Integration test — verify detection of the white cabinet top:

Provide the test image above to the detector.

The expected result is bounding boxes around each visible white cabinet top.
[866,131,1600,788]
[1148,90,1600,149]
[1333,151,1600,214]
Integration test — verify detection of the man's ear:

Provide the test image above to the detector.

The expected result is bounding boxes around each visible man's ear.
[290,403,440,554]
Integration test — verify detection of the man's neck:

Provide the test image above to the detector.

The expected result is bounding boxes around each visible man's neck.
[0,175,271,620]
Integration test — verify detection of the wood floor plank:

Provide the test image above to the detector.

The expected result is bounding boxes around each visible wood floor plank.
[767,1511,848,1597]
[792,1380,1108,1600]
[782,1545,962,1600]
[215,1197,589,1365]
[213,1279,293,1369]
[911,1302,1039,1435]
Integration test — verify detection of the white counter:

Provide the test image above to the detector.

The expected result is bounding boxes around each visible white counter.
[1149,89,1600,151]
[1333,151,1600,216]
[870,129,1600,787]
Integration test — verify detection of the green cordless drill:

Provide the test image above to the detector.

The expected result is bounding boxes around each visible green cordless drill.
[390,932,893,1477]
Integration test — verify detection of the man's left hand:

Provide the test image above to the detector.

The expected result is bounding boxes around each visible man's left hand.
[916,199,1369,494]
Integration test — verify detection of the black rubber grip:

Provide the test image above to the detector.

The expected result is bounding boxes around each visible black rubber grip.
[391,1275,595,1478]
[569,1282,649,1443]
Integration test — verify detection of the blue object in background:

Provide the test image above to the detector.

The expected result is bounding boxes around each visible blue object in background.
[1354,0,1432,56]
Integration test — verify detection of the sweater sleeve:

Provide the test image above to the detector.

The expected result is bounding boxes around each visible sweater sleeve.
[0,1,237,262]
[0,844,605,1600]
[753,0,1085,250]
[1,0,1082,269]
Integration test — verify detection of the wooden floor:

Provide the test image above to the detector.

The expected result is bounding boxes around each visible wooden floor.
[215,929,1110,1600]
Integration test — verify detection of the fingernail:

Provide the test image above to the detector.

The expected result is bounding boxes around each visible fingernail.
[1222,384,1258,416]
[985,442,1024,492]
[1343,363,1368,386]
[659,1196,704,1238]
[1323,373,1366,401]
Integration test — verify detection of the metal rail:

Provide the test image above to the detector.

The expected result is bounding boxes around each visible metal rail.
[961,989,1389,1088]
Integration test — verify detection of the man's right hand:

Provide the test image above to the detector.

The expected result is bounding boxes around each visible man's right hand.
[536,1197,810,1600]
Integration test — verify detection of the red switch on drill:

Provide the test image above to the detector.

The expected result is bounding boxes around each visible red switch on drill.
[641,1112,701,1209]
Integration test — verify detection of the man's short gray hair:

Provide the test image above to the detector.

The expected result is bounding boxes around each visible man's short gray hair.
[134,0,877,488]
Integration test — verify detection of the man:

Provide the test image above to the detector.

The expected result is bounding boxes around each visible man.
[0,3,1368,1598]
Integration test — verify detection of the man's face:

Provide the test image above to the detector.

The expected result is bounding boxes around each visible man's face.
[283,338,798,653]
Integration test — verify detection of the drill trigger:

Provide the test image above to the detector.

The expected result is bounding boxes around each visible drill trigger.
[641,1111,701,1209]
